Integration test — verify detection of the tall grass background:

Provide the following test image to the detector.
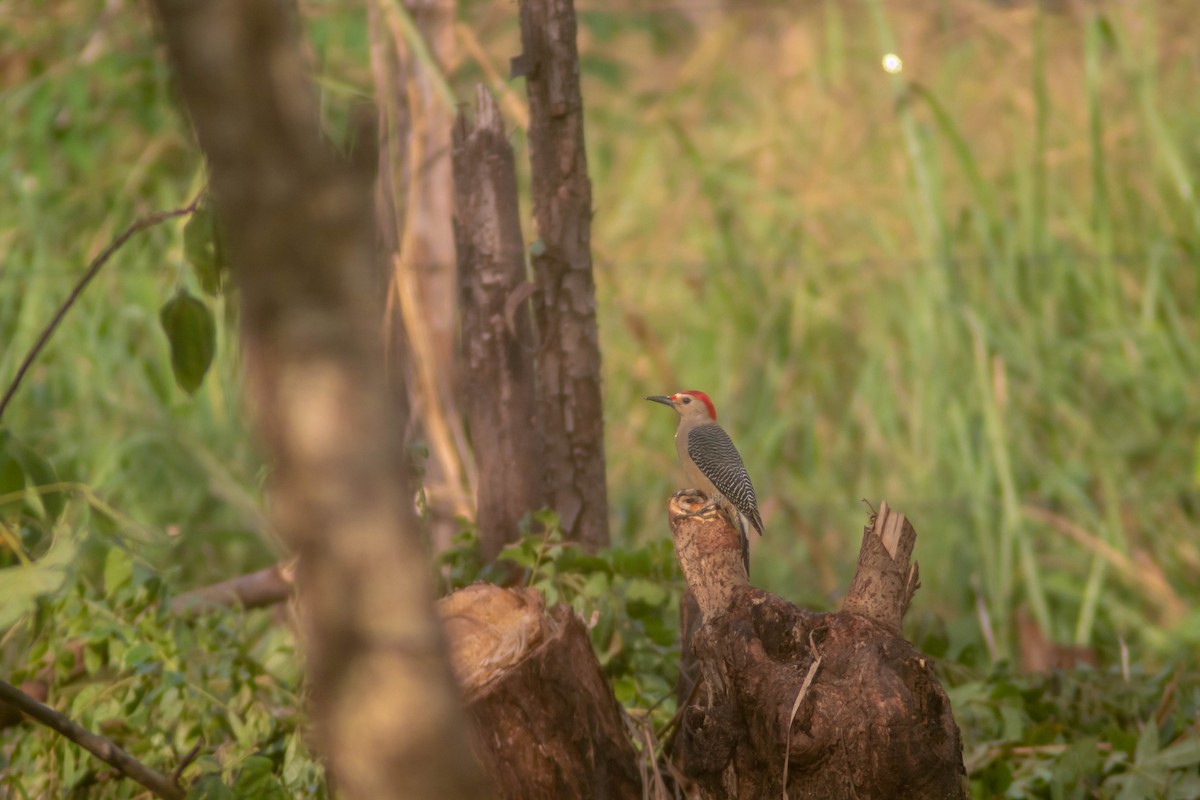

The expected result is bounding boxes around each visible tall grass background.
[1,0,1197,670]
[586,0,1200,666]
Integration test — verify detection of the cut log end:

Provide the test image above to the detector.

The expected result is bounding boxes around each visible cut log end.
[442,583,641,800]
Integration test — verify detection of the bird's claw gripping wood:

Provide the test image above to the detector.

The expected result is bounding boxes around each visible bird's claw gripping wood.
[672,491,724,522]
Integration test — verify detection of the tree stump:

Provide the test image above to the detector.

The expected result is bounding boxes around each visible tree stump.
[669,492,966,799]
[441,584,642,800]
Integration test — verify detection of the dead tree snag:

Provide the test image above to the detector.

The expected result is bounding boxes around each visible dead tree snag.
[451,87,544,559]
[670,493,966,799]
[514,0,610,550]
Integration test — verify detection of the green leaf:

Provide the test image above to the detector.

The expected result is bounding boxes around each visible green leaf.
[233,755,287,799]
[183,203,228,296]
[497,539,538,569]
[625,577,669,611]
[581,571,610,599]
[1169,772,1200,800]
[282,731,306,785]
[611,547,653,576]
[580,54,629,87]
[1134,720,1160,765]
[103,547,133,596]
[1149,736,1200,770]
[1050,736,1101,789]
[1112,773,1156,800]
[0,430,65,521]
[160,290,217,395]
[187,775,237,800]
[121,642,155,671]
[83,643,102,673]
[1193,438,1200,486]
[999,703,1027,742]
[61,743,79,789]
[557,548,612,576]
[0,530,78,629]
[8,438,64,521]
[0,435,25,517]
[1094,14,1118,50]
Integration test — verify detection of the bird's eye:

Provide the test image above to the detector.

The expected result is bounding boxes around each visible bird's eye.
[681,396,691,404]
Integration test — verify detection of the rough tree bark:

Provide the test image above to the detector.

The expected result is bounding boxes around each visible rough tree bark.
[441,584,642,800]
[451,87,545,559]
[514,0,610,551]
[670,493,966,799]
[151,1,491,797]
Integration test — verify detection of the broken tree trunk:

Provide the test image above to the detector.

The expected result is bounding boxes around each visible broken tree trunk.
[451,87,544,560]
[514,0,610,551]
[669,493,966,799]
[441,584,642,800]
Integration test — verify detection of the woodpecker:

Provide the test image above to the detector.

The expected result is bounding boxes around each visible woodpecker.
[646,390,763,573]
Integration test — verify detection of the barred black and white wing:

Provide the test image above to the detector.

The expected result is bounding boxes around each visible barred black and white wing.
[686,423,764,536]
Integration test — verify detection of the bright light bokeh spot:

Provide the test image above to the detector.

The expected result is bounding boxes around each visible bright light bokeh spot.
[882,53,903,74]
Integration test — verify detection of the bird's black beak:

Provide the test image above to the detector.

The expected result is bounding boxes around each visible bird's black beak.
[646,395,674,407]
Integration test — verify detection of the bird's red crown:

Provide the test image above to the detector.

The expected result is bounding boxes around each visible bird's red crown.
[674,390,717,421]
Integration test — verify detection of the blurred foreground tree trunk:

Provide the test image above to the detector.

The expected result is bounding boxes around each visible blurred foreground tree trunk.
[370,0,474,552]
[151,1,490,797]
[514,0,610,551]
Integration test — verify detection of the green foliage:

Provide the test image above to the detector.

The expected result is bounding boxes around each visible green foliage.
[1,0,1199,796]
[0,526,78,631]
[951,665,1200,798]
[182,202,228,298]
[2,542,325,798]
[0,429,75,629]
[159,289,217,395]
[440,512,682,725]
[0,428,65,522]
[594,0,1200,672]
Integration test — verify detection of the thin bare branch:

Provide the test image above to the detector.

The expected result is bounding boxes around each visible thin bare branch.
[0,193,203,423]
[0,679,185,800]
[170,560,295,614]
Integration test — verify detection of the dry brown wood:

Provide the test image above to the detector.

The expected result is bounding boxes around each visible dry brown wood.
[451,86,545,559]
[514,0,610,551]
[841,501,922,632]
[669,490,966,799]
[170,560,294,614]
[441,583,642,800]
[151,0,490,796]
